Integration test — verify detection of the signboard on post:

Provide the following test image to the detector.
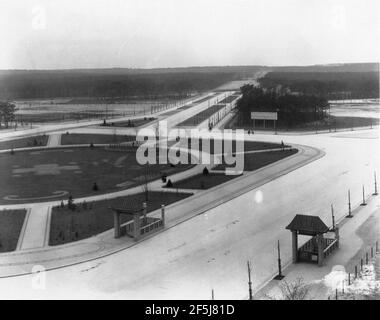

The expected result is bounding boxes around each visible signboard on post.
[251,111,278,133]
[251,112,278,120]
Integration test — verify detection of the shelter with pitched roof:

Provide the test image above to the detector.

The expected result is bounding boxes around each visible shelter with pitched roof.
[110,201,165,241]
[286,214,339,266]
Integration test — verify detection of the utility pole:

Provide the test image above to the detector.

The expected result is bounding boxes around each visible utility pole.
[374,171,378,195]
[247,260,253,300]
[347,189,352,218]
[361,185,367,206]
[331,204,335,231]
[274,240,284,280]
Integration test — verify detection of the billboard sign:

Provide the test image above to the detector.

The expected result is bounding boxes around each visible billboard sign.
[251,112,278,120]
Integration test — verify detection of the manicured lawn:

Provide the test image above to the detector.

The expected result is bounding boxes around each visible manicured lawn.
[61,133,136,145]
[183,139,284,154]
[0,209,26,253]
[101,117,155,128]
[177,104,226,126]
[15,112,113,123]
[214,149,298,171]
[49,191,192,245]
[0,147,194,204]
[0,135,48,150]
[167,172,242,190]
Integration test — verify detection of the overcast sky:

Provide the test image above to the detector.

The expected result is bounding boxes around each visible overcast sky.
[0,0,379,69]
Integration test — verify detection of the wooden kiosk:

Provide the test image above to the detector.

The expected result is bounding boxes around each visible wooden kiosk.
[111,202,165,241]
[286,214,339,267]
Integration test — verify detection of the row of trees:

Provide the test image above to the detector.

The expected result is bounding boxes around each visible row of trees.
[0,71,238,100]
[0,101,16,129]
[237,85,329,127]
[259,71,379,99]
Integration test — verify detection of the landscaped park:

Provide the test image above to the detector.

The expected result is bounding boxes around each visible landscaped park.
[0,135,48,150]
[49,191,192,245]
[0,146,194,204]
[0,127,299,252]
[60,133,136,145]
[99,117,156,128]
[0,209,26,252]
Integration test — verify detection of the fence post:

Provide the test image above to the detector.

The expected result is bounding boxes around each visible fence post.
[274,240,284,280]
[161,204,165,227]
[347,190,352,217]
[374,172,378,195]
[142,202,147,225]
[247,261,253,301]
[361,185,367,206]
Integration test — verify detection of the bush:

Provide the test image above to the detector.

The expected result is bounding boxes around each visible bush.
[68,194,76,211]
[203,167,209,175]
[92,182,99,191]
[166,179,173,187]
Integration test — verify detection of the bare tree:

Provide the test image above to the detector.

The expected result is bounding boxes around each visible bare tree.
[0,101,17,128]
[279,277,311,300]
[266,277,311,300]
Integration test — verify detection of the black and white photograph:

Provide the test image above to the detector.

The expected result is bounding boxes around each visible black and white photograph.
[0,0,379,304]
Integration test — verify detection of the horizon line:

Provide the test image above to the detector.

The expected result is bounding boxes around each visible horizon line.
[0,61,379,72]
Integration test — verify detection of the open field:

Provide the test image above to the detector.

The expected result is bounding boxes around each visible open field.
[49,191,192,245]
[330,102,380,120]
[329,116,379,129]
[0,209,26,253]
[214,149,298,171]
[0,70,238,101]
[226,113,379,131]
[0,135,48,150]
[0,147,193,204]
[60,133,136,145]
[167,172,242,190]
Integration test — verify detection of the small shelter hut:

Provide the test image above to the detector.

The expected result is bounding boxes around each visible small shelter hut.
[286,214,339,266]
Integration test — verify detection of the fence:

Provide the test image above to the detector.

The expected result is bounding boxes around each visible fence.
[327,240,379,300]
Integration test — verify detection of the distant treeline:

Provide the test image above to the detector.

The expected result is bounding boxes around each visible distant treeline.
[237,85,329,127]
[259,72,379,99]
[0,63,378,100]
[0,71,242,100]
[270,63,379,73]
